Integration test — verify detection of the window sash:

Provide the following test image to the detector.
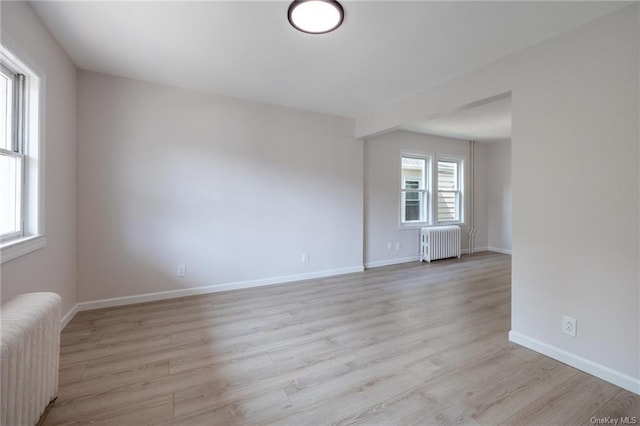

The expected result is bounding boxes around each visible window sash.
[401,188,428,223]
[0,62,26,240]
[437,161,458,191]
[401,154,429,224]
[437,190,461,222]
[436,158,462,224]
[0,149,24,238]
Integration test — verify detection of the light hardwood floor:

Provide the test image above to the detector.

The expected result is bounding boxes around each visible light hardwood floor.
[44,252,639,425]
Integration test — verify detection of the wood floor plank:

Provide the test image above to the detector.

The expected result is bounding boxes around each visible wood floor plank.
[500,372,622,425]
[65,334,172,370]
[263,368,426,426]
[57,361,87,385]
[43,394,174,426]
[469,357,578,424]
[48,252,637,425]
[59,360,170,400]
[583,389,640,425]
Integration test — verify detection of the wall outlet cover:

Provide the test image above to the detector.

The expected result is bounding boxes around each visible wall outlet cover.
[176,264,186,277]
[562,315,577,337]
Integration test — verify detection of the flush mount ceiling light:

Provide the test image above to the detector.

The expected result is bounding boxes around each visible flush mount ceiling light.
[288,0,344,34]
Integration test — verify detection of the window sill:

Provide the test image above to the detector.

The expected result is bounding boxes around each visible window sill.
[399,222,467,230]
[1,235,46,264]
[399,222,429,230]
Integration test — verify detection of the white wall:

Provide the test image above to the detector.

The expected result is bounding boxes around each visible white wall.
[0,3,77,317]
[356,5,640,391]
[511,6,638,389]
[487,140,511,253]
[76,71,363,303]
[363,130,489,268]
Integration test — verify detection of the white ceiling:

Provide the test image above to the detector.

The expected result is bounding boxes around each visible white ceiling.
[31,1,628,118]
[403,96,512,142]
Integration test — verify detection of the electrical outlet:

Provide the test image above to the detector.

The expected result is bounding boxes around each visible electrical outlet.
[386,242,392,250]
[176,264,186,277]
[562,316,577,337]
[394,242,400,250]
[301,253,309,263]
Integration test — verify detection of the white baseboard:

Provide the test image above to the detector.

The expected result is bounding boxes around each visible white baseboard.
[364,256,419,269]
[509,331,640,395]
[462,247,489,254]
[61,304,78,328]
[488,246,512,255]
[365,249,493,268]
[76,265,364,311]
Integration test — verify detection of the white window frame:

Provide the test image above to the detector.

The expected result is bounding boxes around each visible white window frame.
[1,64,25,243]
[435,154,464,225]
[399,152,432,228]
[1,40,45,264]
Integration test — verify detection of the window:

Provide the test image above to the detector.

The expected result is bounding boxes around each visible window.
[401,156,428,223]
[437,159,463,223]
[1,43,43,263]
[399,153,463,227]
[1,64,25,241]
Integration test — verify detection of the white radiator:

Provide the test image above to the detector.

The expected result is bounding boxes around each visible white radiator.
[420,225,461,263]
[1,292,61,426]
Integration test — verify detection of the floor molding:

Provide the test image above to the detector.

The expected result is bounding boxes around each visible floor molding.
[509,330,640,395]
[462,247,488,254]
[488,246,512,255]
[76,265,364,312]
[364,256,419,269]
[61,304,78,328]
[365,248,494,269]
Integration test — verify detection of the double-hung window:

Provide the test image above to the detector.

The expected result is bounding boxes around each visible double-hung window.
[400,153,463,227]
[1,43,43,263]
[437,158,463,223]
[1,64,25,241]
[400,155,429,224]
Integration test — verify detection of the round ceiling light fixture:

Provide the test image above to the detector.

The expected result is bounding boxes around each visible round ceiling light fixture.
[288,0,344,34]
